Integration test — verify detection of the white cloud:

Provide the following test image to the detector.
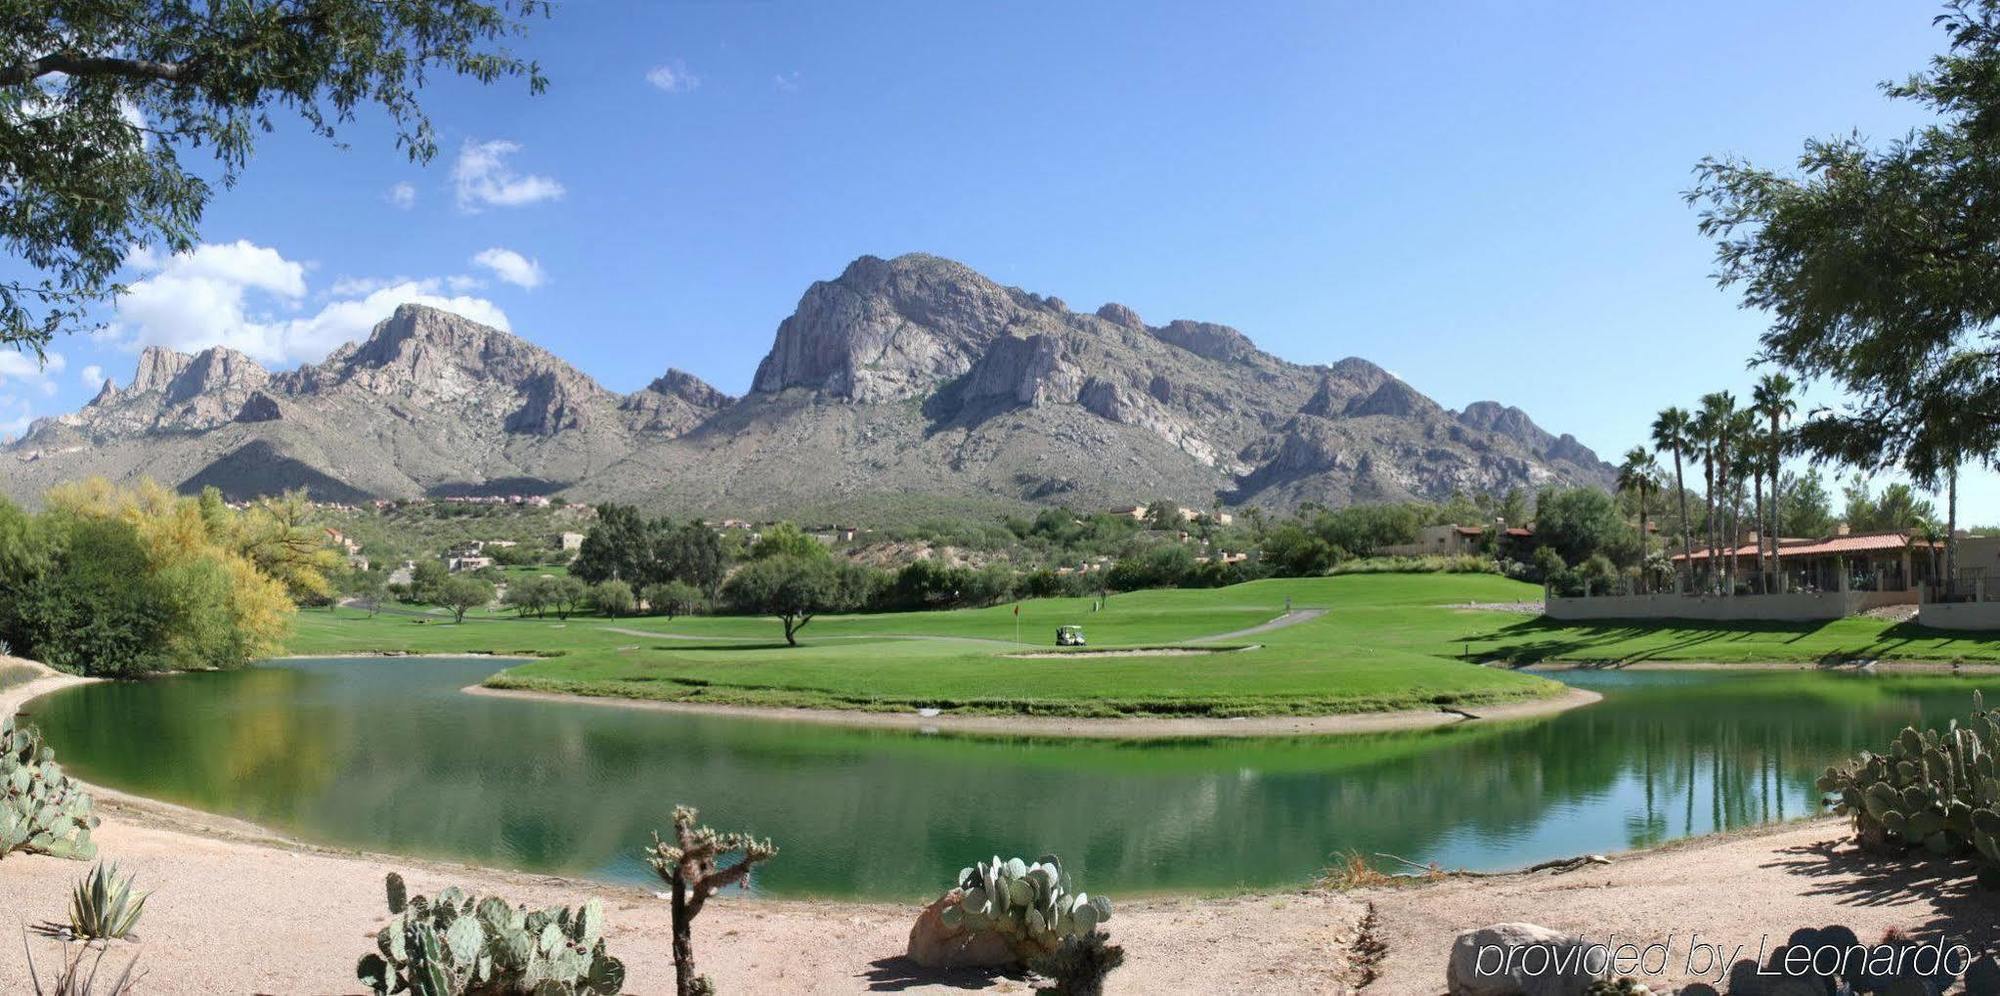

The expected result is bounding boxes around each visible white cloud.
[0,348,65,388]
[646,61,700,93]
[386,182,417,209]
[773,71,801,92]
[108,241,509,367]
[452,139,565,211]
[0,395,31,441]
[447,274,485,293]
[471,247,545,289]
[81,364,104,388]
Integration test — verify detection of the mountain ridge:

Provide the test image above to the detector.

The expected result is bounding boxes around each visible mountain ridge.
[3,253,1614,518]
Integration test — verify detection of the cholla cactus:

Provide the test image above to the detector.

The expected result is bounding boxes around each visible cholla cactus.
[355,873,624,995]
[0,717,97,861]
[645,805,778,996]
[939,854,1113,960]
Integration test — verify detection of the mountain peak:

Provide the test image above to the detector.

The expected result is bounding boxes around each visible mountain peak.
[643,368,731,408]
[130,345,193,394]
[1151,320,1257,363]
[751,253,1029,401]
[165,345,268,405]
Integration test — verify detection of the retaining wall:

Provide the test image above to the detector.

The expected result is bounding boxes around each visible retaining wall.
[1545,589,1914,623]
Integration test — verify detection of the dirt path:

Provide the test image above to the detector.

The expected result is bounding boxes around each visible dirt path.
[1188,608,1327,643]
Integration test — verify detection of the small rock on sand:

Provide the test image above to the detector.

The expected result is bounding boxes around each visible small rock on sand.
[906,888,1016,969]
[1447,922,1605,995]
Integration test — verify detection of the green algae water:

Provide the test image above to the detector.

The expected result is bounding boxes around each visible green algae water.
[22,658,1996,899]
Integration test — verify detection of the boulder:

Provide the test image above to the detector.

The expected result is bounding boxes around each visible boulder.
[906,888,1017,969]
[1446,922,1605,996]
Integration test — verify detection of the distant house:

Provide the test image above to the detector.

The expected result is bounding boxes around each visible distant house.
[1110,504,1232,526]
[1670,527,1941,596]
[1378,524,1487,558]
[558,531,586,552]
[447,554,495,573]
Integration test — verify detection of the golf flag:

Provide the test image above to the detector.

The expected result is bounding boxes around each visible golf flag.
[1013,604,1020,616]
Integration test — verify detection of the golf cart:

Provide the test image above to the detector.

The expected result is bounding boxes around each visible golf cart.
[1055,625,1086,647]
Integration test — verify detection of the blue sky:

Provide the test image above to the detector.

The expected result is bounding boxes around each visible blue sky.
[3,1,1981,516]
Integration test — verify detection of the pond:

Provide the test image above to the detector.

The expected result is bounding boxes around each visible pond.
[21,657,1995,900]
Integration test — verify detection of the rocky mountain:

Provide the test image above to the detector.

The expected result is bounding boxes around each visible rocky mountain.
[3,254,1614,518]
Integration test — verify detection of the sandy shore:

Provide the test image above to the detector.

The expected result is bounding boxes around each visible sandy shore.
[0,789,1370,994]
[466,684,1604,739]
[3,791,1992,993]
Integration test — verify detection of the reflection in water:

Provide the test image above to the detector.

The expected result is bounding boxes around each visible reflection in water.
[23,659,1989,899]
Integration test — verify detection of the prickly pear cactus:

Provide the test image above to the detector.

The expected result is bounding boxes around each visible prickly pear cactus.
[937,854,1114,960]
[1817,692,2000,884]
[1584,977,1651,996]
[356,872,625,995]
[0,717,98,861]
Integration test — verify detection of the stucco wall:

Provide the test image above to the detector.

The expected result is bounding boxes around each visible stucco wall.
[1917,600,2000,632]
[1546,589,1915,623]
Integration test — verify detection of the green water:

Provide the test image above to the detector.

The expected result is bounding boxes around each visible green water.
[21,658,1996,899]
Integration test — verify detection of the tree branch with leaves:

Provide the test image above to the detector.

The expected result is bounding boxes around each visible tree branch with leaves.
[0,0,549,355]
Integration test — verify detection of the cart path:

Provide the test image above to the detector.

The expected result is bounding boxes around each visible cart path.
[602,609,1323,650]
[1187,608,1326,643]
[598,626,1026,648]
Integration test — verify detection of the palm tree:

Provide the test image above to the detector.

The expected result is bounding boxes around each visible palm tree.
[1726,409,1758,595]
[1697,392,1736,593]
[1619,447,1658,594]
[1742,432,1767,590]
[1651,407,1695,593]
[1752,373,1796,591]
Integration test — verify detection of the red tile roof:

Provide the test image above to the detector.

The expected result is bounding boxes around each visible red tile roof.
[1670,531,1936,562]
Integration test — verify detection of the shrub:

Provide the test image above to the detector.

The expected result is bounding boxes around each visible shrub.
[21,932,141,995]
[1029,932,1126,996]
[356,873,624,996]
[1326,554,1497,576]
[641,580,703,619]
[68,863,147,940]
[591,579,635,617]
[1,718,98,861]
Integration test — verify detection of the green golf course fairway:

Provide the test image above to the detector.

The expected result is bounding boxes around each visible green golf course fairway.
[288,574,1562,717]
[285,572,2000,718]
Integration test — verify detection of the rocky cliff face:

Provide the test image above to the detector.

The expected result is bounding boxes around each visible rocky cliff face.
[5,254,1614,516]
[621,368,735,434]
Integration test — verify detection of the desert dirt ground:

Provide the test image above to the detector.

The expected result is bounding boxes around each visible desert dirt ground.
[7,657,1999,994]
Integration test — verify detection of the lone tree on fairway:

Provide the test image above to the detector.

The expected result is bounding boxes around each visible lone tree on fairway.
[645,806,777,996]
[0,0,549,354]
[722,555,840,646]
[435,575,493,624]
